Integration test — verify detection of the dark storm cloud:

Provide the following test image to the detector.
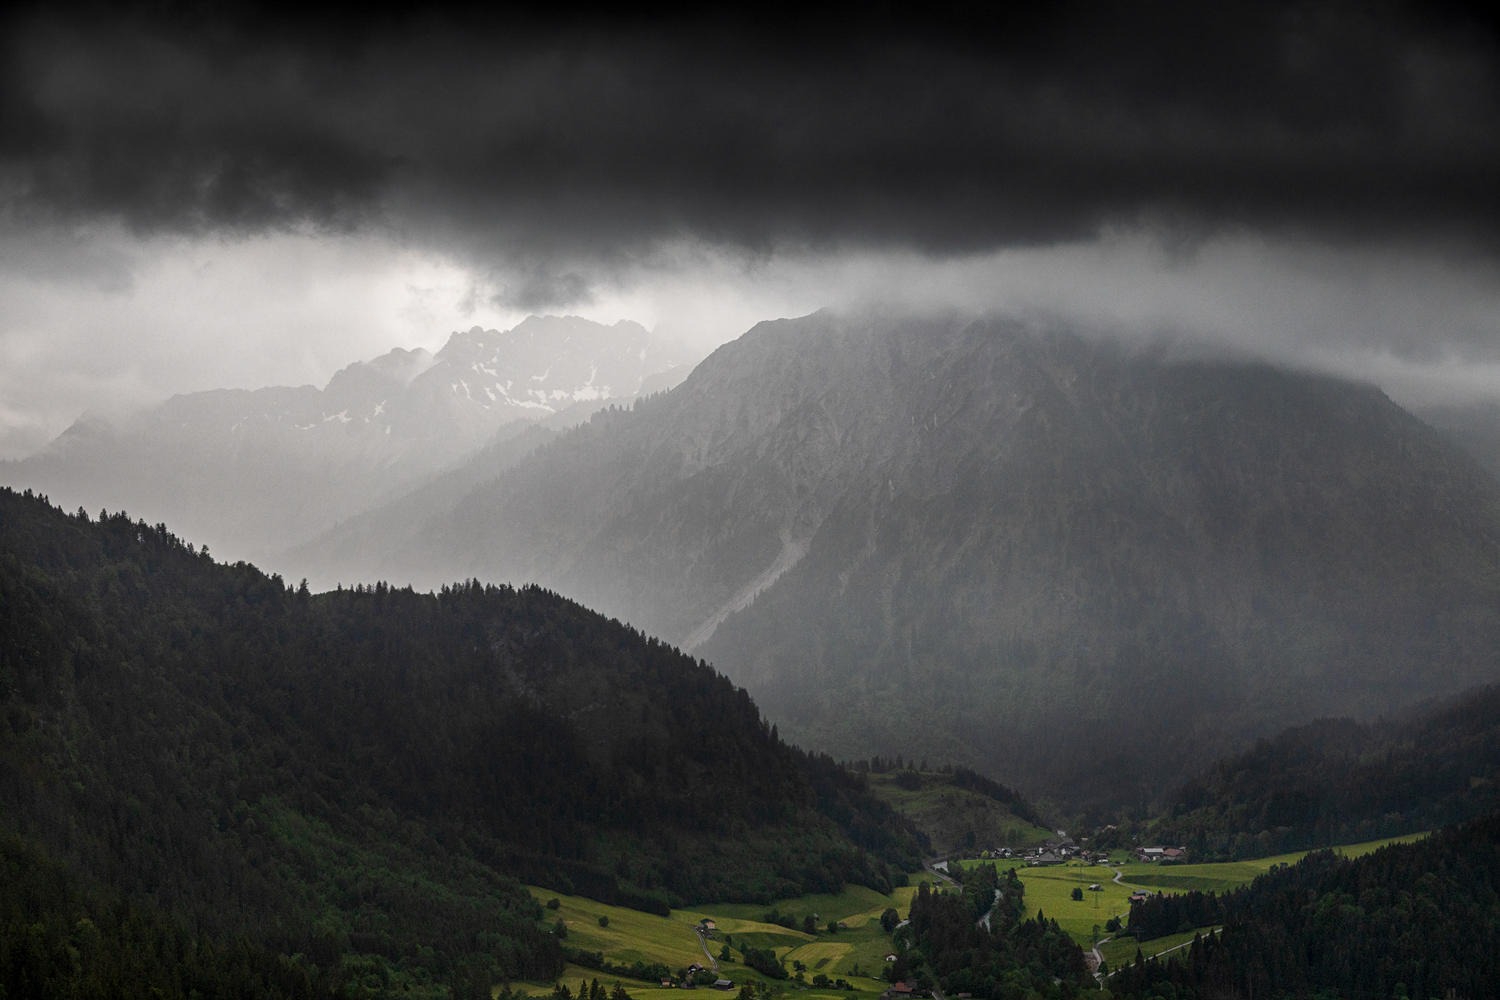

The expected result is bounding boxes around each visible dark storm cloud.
[3,1,1499,263]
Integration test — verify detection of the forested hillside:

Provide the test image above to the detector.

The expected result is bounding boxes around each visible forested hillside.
[1152,685,1500,859]
[849,759,1051,853]
[0,488,922,995]
[1110,814,1500,1000]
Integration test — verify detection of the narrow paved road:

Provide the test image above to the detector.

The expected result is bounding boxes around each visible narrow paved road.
[1097,928,1222,978]
[1087,864,1147,979]
[923,858,959,889]
[1089,937,1112,975]
[694,928,719,974]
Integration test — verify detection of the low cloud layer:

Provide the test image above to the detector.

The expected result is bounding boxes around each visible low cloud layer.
[3,226,1498,460]
[4,3,1498,262]
[1,3,1498,457]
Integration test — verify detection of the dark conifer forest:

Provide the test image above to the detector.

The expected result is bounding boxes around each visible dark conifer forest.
[1109,813,1500,1000]
[0,488,923,996]
[1152,688,1500,860]
[900,863,1092,1000]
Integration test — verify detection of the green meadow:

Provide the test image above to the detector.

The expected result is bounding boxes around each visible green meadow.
[952,831,1431,948]
[1099,928,1221,972]
[864,775,1054,853]
[1110,831,1430,893]
[514,832,1435,997]
[952,860,1134,947]
[520,885,909,1000]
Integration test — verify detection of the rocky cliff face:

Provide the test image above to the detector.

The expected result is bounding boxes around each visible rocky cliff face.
[0,315,690,564]
[403,311,1500,803]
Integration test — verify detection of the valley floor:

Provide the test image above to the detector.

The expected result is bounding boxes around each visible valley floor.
[956,831,1428,950]
[509,832,1431,1000]
[514,884,916,1000]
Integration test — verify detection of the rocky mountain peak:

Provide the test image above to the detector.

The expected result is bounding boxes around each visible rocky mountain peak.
[0,315,694,565]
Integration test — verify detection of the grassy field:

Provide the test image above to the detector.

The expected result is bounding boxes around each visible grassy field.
[699,884,909,928]
[513,964,668,998]
[512,833,1433,998]
[950,831,1433,948]
[521,884,909,999]
[1098,928,1220,972]
[952,860,1135,947]
[528,890,715,971]
[864,774,1054,853]
[1110,831,1430,893]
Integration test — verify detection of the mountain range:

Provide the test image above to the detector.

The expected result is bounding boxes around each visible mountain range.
[331,311,1500,806]
[0,315,691,565]
[9,308,1500,811]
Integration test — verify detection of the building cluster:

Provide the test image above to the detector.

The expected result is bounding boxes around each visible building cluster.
[668,965,734,991]
[1018,837,1101,866]
[957,836,1188,868]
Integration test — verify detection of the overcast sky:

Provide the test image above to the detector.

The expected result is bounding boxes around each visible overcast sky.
[2,1,1499,458]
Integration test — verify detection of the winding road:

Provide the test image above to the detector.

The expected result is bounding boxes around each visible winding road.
[1084,864,1220,978]
[693,927,719,975]
[923,858,960,889]
[922,856,1207,982]
[1087,864,1145,978]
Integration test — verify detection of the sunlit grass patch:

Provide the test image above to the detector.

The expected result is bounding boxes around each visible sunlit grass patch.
[699,885,895,925]
[512,963,665,997]
[1099,928,1220,973]
[784,941,852,967]
[1113,831,1432,894]
[526,889,706,969]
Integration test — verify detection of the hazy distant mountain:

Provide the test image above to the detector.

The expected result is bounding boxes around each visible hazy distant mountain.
[281,422,557,589]
[392,310,1500,805]
[0,315,692,564]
